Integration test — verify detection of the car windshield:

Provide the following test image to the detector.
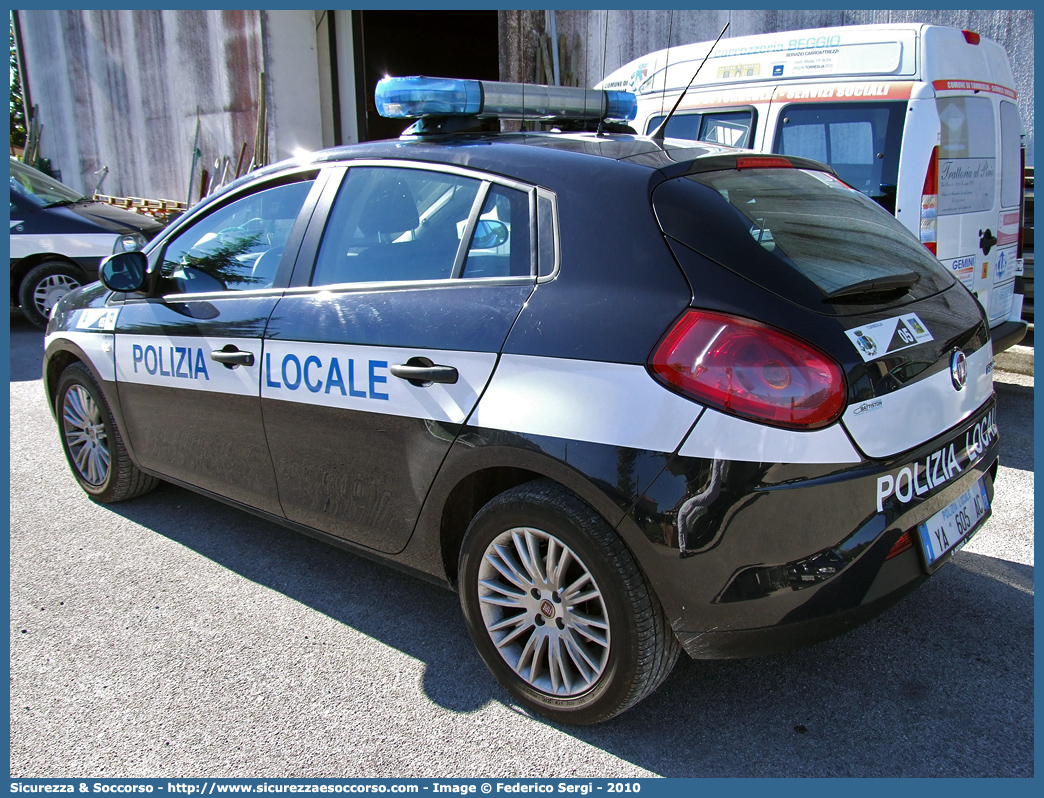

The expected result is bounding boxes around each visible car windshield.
[10,159,88,207]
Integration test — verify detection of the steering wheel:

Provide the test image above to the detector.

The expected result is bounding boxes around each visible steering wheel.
[236,217,271,244]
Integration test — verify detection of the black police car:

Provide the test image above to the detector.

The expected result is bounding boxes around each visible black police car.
[11,156,164,327]
[43,77,999,725]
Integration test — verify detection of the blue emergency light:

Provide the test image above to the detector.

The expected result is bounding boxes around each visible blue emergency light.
[375,76,637,123]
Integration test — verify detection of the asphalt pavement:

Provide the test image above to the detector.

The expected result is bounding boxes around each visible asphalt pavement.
[8,316,1034,778]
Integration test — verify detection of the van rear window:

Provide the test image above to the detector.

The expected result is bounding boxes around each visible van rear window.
[773,102,906,214]
[652,167,955,314]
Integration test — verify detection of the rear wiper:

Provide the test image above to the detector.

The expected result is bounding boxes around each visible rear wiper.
[823,271,920,302]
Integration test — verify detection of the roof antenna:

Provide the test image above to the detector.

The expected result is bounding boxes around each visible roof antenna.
[650,21,729,143]
[596,9,611,136]
[659,10,674,122]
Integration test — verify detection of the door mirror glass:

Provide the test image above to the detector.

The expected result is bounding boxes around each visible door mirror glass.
[471,219,509,249]
[99,251,147,292]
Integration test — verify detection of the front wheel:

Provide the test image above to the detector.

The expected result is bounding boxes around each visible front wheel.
[19,261,84,328]
[55,362,159,502]
[458,481,680,725]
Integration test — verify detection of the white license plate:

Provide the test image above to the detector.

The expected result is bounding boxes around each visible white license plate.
[918,477,990,568]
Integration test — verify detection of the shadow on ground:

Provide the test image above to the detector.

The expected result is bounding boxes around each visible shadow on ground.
[107,480,1033,777]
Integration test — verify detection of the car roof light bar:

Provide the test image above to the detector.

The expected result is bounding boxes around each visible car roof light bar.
[376,76,637,123]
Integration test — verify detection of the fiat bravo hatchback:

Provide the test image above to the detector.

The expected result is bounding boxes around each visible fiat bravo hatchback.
[43,78,999,725]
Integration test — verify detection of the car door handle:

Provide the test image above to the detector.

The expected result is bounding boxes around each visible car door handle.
[390,359,458,386]
[979,228,998,256]
[210,347,255,367]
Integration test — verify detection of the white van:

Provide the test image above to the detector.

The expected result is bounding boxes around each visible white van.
[598,24,1028,352]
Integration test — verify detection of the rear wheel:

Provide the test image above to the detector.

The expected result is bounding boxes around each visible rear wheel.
[20,260,84,328]
[458,480,679,724]
[55,362,159,502]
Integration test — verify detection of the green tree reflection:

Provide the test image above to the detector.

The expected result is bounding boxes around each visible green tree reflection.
[162,232,270,293]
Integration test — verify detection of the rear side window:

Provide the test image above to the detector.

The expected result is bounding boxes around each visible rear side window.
[646,109,755,148]
[311,167,479,286]
[536,191,558,278]
[310,166,537,287]
[653,167,954,315]
[774,102,906,214]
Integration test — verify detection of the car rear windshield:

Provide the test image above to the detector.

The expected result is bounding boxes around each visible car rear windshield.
[652,167,955,315]
[772,101,906,214]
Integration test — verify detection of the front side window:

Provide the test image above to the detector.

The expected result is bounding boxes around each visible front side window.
[311,166,535,287]
[774,102,905,213]
[160,179,315,294]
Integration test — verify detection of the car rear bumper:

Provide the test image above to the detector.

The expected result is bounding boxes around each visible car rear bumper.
[991,319,1028,353]
[675,560,927,659]
[624,399,1000,659]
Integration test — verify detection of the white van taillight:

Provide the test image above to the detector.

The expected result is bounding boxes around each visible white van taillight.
[920,146,939,255]
[649,310,846,430]
[962,30,981,45]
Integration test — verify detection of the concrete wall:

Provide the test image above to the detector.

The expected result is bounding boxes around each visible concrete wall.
[500,9,1035,163]
[314,10,359,149]
[260,10,325,161]
[17,9,1034,201]
[16,9,265,201]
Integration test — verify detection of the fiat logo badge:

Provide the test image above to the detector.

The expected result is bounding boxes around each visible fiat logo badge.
[539,599,556,618]
[950,349,968,391]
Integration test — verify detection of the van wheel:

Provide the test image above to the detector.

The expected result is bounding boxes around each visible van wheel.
[55,362,159,502]
[458,480,680,724]
[20,261,84,328]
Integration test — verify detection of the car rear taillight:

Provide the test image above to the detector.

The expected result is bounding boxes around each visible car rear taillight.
[649,310,846,429]
[920,146,939,255]
[962,30,981,45]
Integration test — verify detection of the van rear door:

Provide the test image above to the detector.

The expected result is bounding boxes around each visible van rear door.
[931,91,1012,324]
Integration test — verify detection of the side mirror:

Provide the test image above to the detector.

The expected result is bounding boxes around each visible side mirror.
[99,251,148,293]
[472,219,509,249]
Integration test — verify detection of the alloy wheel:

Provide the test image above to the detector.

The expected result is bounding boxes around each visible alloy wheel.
[477,526,611,697]
[62,385,110,486]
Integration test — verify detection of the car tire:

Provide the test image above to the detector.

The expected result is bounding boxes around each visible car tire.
[55,362,159,503]
[20,260,85,328]
[458,480,680,724]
